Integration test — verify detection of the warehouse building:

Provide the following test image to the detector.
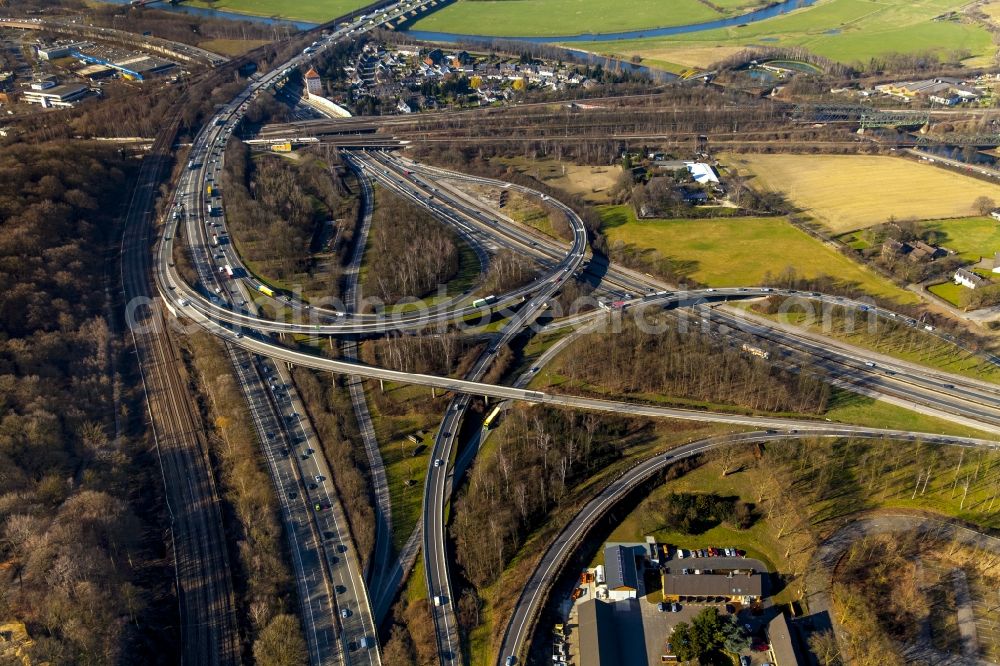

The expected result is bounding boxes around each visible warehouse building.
[37,41,90,60]
[603,544,643,601]
[22,82,89,108]
[577,599,648,666]
[767,612,804,665]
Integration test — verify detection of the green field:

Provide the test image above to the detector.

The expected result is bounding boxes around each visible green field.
[366,382,442,552]
[571,0,994,68]
[923,216,1000,263]
[600,205,918,303]
[409,0,739,37]
[824,390,990,439]
[197,38,272,56]
[185,0,370,24]
[928,280,967,307]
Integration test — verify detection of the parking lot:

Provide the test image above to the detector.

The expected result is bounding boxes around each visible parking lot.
[562,543,778,666]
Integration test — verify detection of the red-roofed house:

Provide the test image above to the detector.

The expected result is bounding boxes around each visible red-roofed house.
[304,67,322,95]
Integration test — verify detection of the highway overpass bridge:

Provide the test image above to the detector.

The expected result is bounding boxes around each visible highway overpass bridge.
[244,135,406,149]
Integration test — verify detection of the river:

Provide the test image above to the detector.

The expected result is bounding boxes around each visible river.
[404,0,819,43]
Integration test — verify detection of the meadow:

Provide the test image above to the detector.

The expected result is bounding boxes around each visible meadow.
[599,204,918,302]
[928,280,967,307]
[570,0,994,69]
[408,0,751,38]
[723,154,1000,233]
[494,156,623,204]
[922,216,1000,262]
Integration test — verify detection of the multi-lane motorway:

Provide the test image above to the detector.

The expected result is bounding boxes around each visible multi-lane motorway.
[119,11,1000,666]
[418,147,591,664]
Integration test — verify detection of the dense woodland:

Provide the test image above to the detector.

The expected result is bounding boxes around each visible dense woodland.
[829,530,1000,666]
[0,142,175,662]
[482,248,537,294]
[559,317,832,415]
[363,188,461,304]
[452,407,651,589]
[223,144,355,298]
[360,331,484,378]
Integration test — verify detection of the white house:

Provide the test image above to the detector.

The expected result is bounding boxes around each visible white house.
[955,268,988,289]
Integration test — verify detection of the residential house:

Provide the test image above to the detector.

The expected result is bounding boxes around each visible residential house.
[422,48,444,66]
[303,67,322,95]
[955,268,988,289]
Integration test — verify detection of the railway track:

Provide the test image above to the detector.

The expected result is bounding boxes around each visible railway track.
[120,102,240,665]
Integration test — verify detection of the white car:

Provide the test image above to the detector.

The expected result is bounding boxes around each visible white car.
[433,458,444,468]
